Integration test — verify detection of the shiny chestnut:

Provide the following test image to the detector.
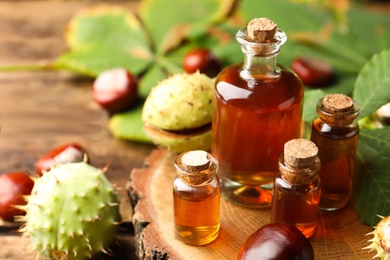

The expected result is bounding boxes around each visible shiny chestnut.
[183,48,222,78]
[237,223,314,260]
[35,143,87,176]
[0,172,34,222]
[92,68,138,113]
[291,56,335,87]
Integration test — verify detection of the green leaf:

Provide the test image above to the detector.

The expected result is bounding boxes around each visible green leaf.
[353,49,390,119]
[303,89,326,123]
[212,39,243,66]
[347,4,390,56]
[108,103,151,143]
[108,65,167,143]
[138,65,167,99]
[239,0,326,32]
[358,115,384,130]
[237,0,390,75]
[231,0,328,67]
[139,0,235,53]
[353,128,390,226]
[54,4,152,77]
[54,47,150,77]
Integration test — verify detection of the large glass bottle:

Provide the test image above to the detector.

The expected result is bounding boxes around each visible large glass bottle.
[310,93,359,211]
[212,18,304,208]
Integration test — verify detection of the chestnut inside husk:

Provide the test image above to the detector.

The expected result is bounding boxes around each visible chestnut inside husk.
[365,215,390,260]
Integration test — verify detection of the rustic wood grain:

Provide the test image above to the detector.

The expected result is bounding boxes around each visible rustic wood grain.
[1,1,389,259]
[129,149,374,260]
[0,1,152,259]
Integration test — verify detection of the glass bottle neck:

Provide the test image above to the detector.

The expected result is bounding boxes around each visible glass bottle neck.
[240,51,280,81]
[235,27,286,81]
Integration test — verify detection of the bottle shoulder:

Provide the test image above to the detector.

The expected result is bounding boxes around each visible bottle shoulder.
[275,174,321,193]
[173,175,220,198]
[216,63,301,83]
[214,63,304,107]
[312,118,360,138]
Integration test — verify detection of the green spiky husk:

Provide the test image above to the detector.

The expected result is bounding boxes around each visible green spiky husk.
[364,215,390,260]
[19,162,121,260]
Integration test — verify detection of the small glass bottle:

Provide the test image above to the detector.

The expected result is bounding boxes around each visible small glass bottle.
[271,139,321,238]
[310,93,359,211]
[173,150,220,245]
[212,18,304,208]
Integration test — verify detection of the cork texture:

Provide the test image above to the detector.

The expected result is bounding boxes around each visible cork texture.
[247,17,277,42]
[181,150,210,172]
[175,150,216,185]
[322,94,354,112]
[284,139,318,168]
[318,94,359,126]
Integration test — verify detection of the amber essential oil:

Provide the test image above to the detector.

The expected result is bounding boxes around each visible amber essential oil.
[310,94,359,211]
[173,150,220,245]
[271,139,321,238]
[212,18,304,208]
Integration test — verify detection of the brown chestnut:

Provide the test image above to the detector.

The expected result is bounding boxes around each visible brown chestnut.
[35,143,87,176]
[92,68,138,113]
[237,223,314,260]
[182,48,222,78]
[0,172,34,222]
[291,56,335,87]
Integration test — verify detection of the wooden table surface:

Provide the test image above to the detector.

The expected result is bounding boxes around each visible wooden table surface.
[0,1,153,259]
[1,1,389,260]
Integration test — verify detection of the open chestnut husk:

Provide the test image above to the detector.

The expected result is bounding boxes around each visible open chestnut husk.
[142,72,214,152]
[364,215,390,260]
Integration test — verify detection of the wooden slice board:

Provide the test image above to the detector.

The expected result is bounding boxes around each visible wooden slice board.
[128,149,374,260]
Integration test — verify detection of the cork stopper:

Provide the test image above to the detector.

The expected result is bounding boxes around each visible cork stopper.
[181,150,211,172]
[236,17,286,56]
[284,139,318,168]
[247,18,277,43]
[175,150,217,185]
[281,139,320,185]
[322,94,354,113]
[318,93,359,126]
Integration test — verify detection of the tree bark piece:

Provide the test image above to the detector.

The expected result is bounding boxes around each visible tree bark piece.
[129,148,374,260]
